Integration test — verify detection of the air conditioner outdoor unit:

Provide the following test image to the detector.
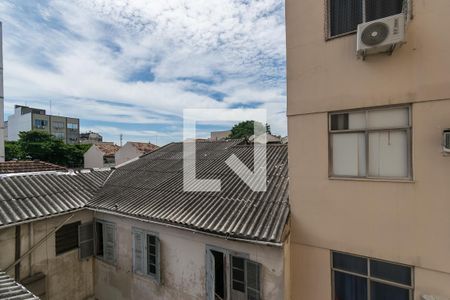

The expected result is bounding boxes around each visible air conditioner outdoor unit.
[357,13,406,58]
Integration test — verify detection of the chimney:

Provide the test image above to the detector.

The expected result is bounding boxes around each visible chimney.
[0,22,4,162]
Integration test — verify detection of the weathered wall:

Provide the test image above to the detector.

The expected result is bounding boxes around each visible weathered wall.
[0,210,95,300]
[84,146,104,168]
[115,143,141,166]
[93,212,285,300]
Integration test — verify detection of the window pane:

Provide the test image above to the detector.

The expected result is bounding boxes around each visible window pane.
[370,260,411,286]
[367,107,409,129]
[233,268,245,282]
[368,131,408,177]
[334,271,368,300]
[332,133,366,177]
[329,0,363,36]
[149,264,156,274]
[349,112,366,129]
[370,281,409,300]
[366,0,404,22]
[331,113,349,130]
[232,256,245,269]
[333,252,367,275]
[232,281,245,292]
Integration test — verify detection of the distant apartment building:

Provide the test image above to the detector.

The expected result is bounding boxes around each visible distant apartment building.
[80,131,105,144]
[84,144,120,168]
[287,0,450,299]
[7,105,80,144]
[115,141,159,166]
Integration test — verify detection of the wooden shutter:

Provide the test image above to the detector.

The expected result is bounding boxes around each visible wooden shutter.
[205,249,215,300]
[132,229,144,274]
[78,222,94,259]
[155,236,161,284]
[245,260,261,300]
[103,223,116,264]
[56,221,80,255]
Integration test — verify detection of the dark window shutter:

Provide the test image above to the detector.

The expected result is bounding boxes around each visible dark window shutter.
[103,223,116,264]
[246,260,261,300]
[365,0,404,22]
[133,230,144,274]
[78,222,94,259]
[55,221,81,255]
[329,0,363,36]
[155,236,161,284]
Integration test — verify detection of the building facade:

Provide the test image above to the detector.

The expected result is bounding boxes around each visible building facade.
[115,141,159,166]
[7,105,80,144]
[286,0,450,299]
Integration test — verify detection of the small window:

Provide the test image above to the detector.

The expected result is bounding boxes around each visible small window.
[55,221,81,255]
[67,123,78,130]
[231,255,261,300]
[95,220,116,265]
[328,0,405,38]
[132,228,160,283]
[329,106,411,179]
[34,119,48,129]
[332,251,413,300]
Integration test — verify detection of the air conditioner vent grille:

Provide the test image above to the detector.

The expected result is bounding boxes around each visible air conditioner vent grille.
[361,22,390,46]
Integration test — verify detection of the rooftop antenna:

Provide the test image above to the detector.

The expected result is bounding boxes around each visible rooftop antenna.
[119,134,123,147]
[49,100,52,115]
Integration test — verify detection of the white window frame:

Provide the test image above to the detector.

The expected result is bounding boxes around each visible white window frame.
[329,105,412,180]
[331,251,414,300]
[132,228,161,284]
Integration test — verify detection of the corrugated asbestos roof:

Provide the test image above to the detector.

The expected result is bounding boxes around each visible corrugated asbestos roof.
[89,140,289,244]
[0,271,39,299]
[0,170,111,228]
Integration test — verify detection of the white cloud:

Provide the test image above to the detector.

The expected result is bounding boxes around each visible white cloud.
[1,0,287,140]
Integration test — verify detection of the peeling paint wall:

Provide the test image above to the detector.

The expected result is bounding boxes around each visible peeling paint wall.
[0,210,95,300]
[93,212,285,300]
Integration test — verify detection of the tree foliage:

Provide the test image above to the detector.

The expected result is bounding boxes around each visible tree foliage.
[5,131,90,168]
[228,120,271,140]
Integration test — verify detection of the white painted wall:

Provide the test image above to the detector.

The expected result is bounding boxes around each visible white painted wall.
[84,145,105,168]
[93,212,285,300]
[7,112,32,141]
[115,143,142,166]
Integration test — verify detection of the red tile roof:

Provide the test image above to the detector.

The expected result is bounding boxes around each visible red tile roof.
[95,144,121,156]
[0,160,67,174]
[129,142,159,153]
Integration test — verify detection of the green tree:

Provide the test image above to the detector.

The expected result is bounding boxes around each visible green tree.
[7,130,90,168]
[228,120,271,140]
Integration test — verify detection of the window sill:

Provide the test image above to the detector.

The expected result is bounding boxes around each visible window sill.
[133,271,160,284]
[329,176,414,183]
[325,30,356,41]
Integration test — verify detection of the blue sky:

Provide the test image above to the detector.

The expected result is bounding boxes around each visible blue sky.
[0,0,286,145]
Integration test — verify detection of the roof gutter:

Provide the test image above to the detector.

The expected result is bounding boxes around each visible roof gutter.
[89,207,284,248]
[0,208,85,231]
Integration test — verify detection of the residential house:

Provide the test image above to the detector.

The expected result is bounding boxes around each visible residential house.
[210,130,231,141]
[0,160,67,174]
[115,141,159,166]
[0,140,289,300]
[79,131,107,145]
[84,144,120,169]
[0,170,111,299]
[286,0,450,299]
[7,105,80,144]
[249,133,282,144]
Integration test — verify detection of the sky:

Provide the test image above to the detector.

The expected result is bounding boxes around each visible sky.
[0,0,286,146]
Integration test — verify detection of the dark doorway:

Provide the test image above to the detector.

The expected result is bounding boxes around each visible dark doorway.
[211,250,225,299]
[95,222,104,256]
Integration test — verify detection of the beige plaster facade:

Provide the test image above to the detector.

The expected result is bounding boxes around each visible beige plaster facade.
[286,0,450,299]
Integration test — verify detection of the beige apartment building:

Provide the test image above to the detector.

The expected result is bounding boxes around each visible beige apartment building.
[286,0,450,299]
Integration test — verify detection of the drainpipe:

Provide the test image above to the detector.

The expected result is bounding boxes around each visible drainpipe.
[15,225,21,281]
[28,222,33,277]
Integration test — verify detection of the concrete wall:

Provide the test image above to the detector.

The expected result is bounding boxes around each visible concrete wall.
[115,143,142,166]
[7,112,31,141]
[0,210,95,300]
[286,0,450,299]
[84,146,105,168]
[93,212,285,300]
